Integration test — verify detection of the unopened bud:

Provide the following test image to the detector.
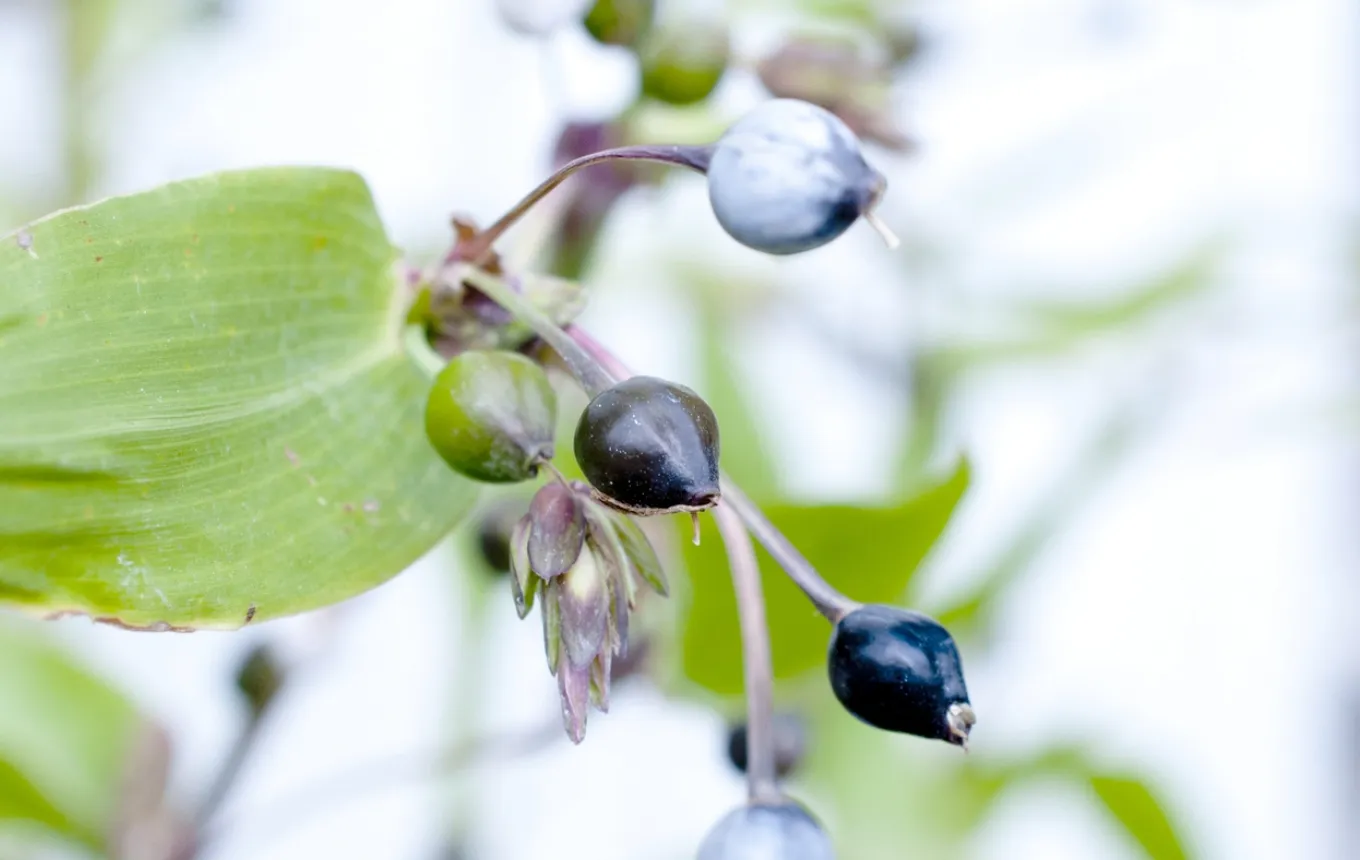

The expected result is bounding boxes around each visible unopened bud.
[527,482,586,579]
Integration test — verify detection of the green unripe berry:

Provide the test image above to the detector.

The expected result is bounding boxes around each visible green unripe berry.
[582,0,655,48]
[424,351,557,484]
[639,23,730,106]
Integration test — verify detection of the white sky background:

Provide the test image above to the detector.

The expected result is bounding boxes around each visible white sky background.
[0,0,1357,858]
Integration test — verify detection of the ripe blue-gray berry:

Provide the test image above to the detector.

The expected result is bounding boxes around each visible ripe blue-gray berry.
[827,604,974,746]
[698,802,834,860]
[707,99,888,255]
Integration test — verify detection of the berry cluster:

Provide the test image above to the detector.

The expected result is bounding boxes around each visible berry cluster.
[419,96,971,858]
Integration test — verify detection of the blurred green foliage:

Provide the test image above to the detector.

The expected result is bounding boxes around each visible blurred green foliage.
[0,623,146,853]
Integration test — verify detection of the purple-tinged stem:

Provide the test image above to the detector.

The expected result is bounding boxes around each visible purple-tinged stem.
[456,144,714,266]
[712,501,781,803]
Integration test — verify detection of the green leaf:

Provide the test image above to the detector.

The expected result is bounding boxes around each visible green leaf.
[964,746,1192,860]
[0,762,76,843]
[1090,774,1190,860]
[0,168,476,627]
[678,458,970,695]
[0,622,147,849]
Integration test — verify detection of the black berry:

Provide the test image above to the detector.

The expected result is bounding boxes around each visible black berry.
[726,713,806,779]
[827,604,974,746]
[573,376,720,515]
[475,500,524,575]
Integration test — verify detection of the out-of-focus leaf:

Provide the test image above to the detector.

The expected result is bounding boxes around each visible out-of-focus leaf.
[678,458,969,695]
[0,762,74,841]
[0,623,147,850]
[960,746,1192,860]
[696,297,780,500]
[1090,773,1190,860]
[926,249,1220,378]
[0,168,475,628]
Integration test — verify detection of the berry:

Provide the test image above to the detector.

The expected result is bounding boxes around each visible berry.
[697,802,834,860]
[726,713,807,780]
[424,350,557,484]
[826,604,974,746]
[639,22,730,106]
[475,500,524,575]
[707,99,887,255]
[573,376,720,515]
[582,0,654,48]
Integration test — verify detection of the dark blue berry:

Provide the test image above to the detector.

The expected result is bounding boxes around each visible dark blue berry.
[827,604,974,746]
[726,713,807,779]
[698,802,834,860]
[573,376,720,515]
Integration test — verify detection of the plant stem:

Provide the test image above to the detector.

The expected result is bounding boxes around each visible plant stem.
[455,144,713,266]
[711,502,781,803]
[195,711,266,829]
[716,481,857,621]
[458,268,616,395]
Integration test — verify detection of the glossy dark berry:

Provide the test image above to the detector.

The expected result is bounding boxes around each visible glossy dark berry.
[698,802,834,860]
[707,99,886,255]
[573,376,720,515]
[726,713,806,780]
[827,604,973,746]
[424,350,557,484]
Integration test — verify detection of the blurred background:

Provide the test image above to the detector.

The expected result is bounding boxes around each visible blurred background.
[0,0,1356,858]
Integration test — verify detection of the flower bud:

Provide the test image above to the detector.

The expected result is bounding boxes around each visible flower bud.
[234,644,285,719]
[527,482,586,579]
[424,350,557,483]
[557,546,610,671]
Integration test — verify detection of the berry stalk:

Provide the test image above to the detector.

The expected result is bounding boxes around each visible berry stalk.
[454,144,714,266]
[711,500,780,803]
